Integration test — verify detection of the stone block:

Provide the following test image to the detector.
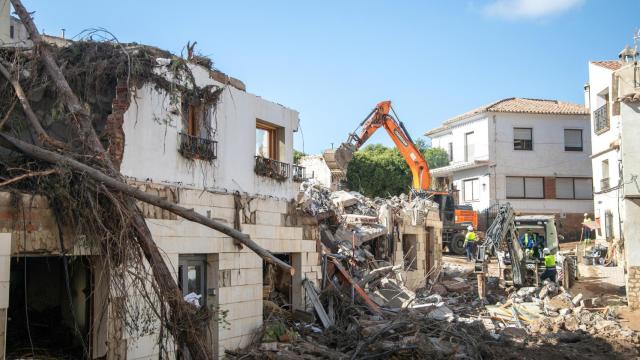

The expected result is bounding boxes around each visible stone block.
[230,268,262,287]
[0,281,7,308]
[218,284,262,304]
[254,225,277,239]
[254,198,287,214]
[220,299,263,321]
[0,233,10,255]
[256,211,283,226]
[276,226,295,240]
[219,315,262,340]
[300,240,317,253]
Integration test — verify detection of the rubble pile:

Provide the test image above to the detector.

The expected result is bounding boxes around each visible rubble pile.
[236,253,639,359]
[254,180,640,359]
[298,180,337,216]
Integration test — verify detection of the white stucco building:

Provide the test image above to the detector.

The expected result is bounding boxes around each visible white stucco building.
[0,42,321,358]
[426,98,593,237]
[586,47,640,308]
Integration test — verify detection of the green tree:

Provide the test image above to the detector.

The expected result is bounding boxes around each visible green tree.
[346,139,449,198]
[293,149,306,164]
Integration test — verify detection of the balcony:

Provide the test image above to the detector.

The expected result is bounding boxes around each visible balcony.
[178,132,217,161]
[292,165,306,182]
[593,104,609,134]
[600,177,610,190]
[255,156,290,181]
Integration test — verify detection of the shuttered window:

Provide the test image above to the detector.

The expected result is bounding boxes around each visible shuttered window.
[564,129,583,151]
[506,176,544,199]
[514,128,532,150]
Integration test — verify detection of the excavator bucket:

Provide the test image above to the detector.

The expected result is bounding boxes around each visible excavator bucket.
[322,143,355,173]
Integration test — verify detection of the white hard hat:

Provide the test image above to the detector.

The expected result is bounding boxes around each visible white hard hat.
[543,248,550,254]
[467,225,474,231]
[584,213,589,217]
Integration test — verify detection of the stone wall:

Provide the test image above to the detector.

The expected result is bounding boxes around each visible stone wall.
[396,208,443,290]
[0,189,322,359]
[627,266,640,309]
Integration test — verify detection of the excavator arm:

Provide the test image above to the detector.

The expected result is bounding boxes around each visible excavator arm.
[347,101,431,191]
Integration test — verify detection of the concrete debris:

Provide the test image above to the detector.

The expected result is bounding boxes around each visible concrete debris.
[297,180,336,216]
[234,180,640,360]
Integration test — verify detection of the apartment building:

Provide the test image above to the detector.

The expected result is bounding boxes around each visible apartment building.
[426,98,593,237]
[586,45,640,308]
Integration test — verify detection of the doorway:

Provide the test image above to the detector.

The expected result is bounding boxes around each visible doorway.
[7,256,92,359]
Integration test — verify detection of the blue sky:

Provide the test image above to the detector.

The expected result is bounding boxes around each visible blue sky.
[21,0,640,154]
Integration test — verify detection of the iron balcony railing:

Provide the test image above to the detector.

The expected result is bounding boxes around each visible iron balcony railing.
[593,104,609,134]
[255,156,290,181]
[292,165,306,182]
[600,178,610,191]
[178,132,217,161]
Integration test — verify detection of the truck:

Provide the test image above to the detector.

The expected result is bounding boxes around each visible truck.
[322,100,477,255]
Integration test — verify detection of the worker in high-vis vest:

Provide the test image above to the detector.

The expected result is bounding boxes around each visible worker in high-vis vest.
[519,229,537,258]
[540,248,557,282]
[463,225,477,262]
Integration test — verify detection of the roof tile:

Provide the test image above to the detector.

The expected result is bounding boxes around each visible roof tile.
[591,60,623,71]
[426,98,588,136]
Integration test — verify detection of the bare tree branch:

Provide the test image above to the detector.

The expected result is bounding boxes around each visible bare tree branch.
[0,60,67,148]
[0,168,60,187]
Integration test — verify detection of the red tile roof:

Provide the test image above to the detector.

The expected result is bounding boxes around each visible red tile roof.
[591,61,623,71]
[426,98,588,136]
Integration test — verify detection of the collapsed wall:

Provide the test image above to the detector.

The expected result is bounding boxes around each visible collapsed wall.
[297,180,443,308]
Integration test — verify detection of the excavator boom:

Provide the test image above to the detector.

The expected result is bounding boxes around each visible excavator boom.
[323,101,431,191]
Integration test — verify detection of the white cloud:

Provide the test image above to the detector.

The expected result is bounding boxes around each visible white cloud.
[483,0,584,20]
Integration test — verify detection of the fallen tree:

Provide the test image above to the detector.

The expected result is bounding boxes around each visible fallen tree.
[0,1,291,358]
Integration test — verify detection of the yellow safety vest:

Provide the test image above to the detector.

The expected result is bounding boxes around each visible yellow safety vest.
[544,254,556,268]
[524,233,537,246]
[465,231,476,242]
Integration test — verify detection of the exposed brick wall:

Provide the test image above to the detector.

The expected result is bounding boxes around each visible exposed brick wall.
[544,177,556,199]
[104,80,131,170]
[628,266,640,309]
[557,213,585,241]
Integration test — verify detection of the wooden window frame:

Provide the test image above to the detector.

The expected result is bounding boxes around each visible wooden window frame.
[256,120,278,160]
[513,127,533,151]
[506,176,544,199]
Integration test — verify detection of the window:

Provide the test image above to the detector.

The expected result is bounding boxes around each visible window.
[402,234,418,270]
[256,120,278,160]
[506,176,544,199]
[604,210,614,239]
[513,128,532,150]
[179,99,217,160]
[601,159,610,189]
[556,177,593,199]
[178,255,207,308]
[183,100,207,137]
[464,132,474,161]
[10,25,14,39]
[564,129,583,151]
[463,178,480,202]
[447,142,453,162]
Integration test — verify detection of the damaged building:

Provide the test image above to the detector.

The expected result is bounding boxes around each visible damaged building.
[0,19,443,360]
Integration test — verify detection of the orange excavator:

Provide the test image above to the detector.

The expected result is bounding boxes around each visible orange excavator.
[323,100,477,255]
